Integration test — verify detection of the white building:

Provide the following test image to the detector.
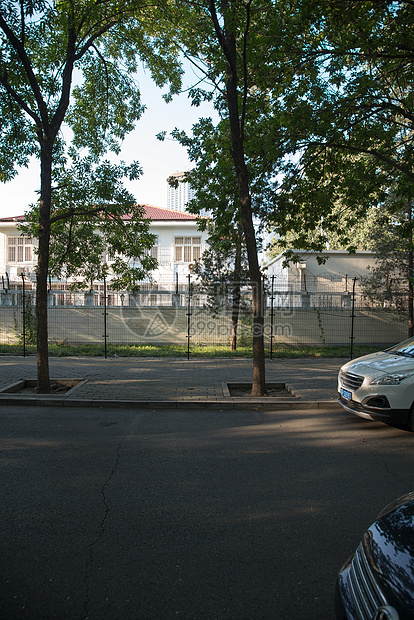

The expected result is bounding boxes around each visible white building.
[0,205,208,302]
[263,249,377,307]
[265,249,376,280]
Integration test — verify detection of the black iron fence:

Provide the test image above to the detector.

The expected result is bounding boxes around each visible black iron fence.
[0,274,409,356]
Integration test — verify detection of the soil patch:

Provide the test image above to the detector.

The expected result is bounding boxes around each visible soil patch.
[0,378,84,396]
[227,382,293,397]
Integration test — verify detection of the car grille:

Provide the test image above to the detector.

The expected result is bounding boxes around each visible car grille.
[348,542,387,619]
[340,370,364,391]
[338,396,366,413]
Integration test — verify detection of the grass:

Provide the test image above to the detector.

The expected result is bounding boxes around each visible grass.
[0,342,382,359]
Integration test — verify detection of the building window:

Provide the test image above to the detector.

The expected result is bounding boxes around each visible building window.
[174,237,201,262]
[8,237,33,263]
[135,237,158,263]
[160,247,171,264]
[148,237,159,260]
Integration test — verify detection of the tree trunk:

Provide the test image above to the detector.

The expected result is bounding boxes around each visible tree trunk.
[229,142,266,394]
[221,31,266,395]
[36,141,53,393]
[230,232,242,350]
[239,187,266,396]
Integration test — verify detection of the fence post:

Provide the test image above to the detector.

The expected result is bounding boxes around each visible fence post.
[350,277,358,359]
[187,274,192,361]
[21,272,26,357]
[103,276,108,359]
[172,271,180,308]
[270,275,275,360]
[1,273,11,306]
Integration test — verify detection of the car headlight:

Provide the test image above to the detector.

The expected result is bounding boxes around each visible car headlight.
[370,372,414,385]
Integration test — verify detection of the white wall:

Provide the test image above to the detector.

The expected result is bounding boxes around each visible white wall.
[264,250,376,280]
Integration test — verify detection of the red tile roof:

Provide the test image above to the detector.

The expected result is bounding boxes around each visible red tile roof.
[139,205,199,221]
[0,215,26,222]
[0,205,199,223]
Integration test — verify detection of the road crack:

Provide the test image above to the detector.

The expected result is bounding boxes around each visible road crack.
[82,415,141,618]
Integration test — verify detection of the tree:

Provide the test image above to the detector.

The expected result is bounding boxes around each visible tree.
[171,0,305,394]
[182,0,265,394]
[0,0,181,391]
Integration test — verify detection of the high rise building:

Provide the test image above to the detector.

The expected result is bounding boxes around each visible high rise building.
[167,171,196,213]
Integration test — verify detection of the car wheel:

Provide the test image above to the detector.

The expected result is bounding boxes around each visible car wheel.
[408,404,414,432]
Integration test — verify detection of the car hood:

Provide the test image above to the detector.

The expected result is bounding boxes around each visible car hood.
[346,352,414,377]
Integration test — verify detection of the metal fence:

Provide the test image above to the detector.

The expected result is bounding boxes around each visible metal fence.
[0,274,409,355]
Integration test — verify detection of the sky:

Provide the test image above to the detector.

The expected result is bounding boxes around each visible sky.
[0,68,217,219]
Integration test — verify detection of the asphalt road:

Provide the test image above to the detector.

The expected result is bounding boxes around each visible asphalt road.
[1,405,414,620]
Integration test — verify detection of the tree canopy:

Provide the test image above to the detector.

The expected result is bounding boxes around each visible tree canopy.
[0,0,182,177]
[268,0,414,252]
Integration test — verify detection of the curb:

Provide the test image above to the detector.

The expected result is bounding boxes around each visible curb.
[0,396,341,410]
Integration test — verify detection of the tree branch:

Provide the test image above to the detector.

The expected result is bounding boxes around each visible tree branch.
[0,13,48,128]
[0,73,40,126]
[240,0,252,140]
[50,203,113,224]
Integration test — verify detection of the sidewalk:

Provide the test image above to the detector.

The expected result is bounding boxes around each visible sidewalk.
[0,356,343,409]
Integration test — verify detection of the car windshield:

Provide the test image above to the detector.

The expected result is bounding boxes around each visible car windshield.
[385,337,414,358]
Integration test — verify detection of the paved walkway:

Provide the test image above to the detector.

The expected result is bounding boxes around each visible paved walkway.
[0,356,343,409]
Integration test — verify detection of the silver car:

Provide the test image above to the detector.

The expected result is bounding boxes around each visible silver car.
[338,337,414,430]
